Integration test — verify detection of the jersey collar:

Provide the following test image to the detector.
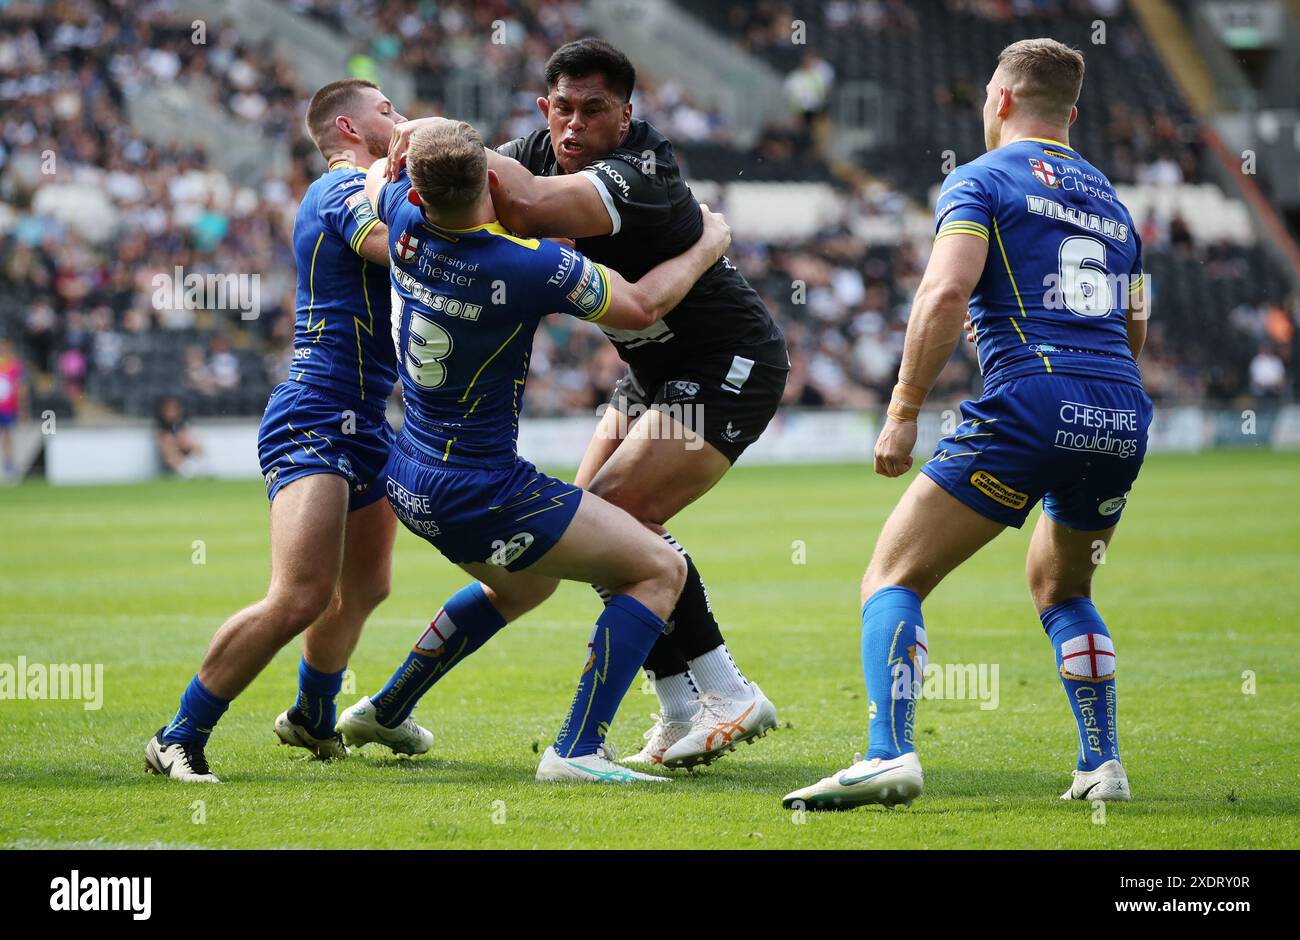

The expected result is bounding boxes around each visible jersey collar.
[1013,136,1075,151]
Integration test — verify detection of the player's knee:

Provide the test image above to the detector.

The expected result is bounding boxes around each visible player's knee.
[651,542,688,597]
[588,475,667,527]
[341,577,390,618]
[1027,568,1091,613]
[265,584,334,635]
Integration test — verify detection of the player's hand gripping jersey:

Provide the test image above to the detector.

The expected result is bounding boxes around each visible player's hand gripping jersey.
[376,170,613,568]
[257,162,398,509]
[922,139,1154,530]
[497,120,789,461]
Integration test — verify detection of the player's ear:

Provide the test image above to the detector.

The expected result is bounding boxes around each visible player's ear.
[335,115,355,139]
[1068,105,1078,127]
[537,96,550,119]
[997,87,1013,119]
[486,168,500,191]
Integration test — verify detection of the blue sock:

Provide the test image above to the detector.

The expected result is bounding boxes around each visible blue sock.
[1041,598,1120,771]
[554,594,665,758]
[162,675,229,745]
[292,656,345,738]
[862,586,928,760]
[371,582,507,728]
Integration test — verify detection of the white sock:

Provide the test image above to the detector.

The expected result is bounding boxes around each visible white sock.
[689,644,751,697]
[651,670,698,721]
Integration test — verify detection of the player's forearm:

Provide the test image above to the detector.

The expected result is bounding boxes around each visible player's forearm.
[624,240,720,324]
[890,282,967,418]
[486,152,545,234]
[1126,319,1146,360]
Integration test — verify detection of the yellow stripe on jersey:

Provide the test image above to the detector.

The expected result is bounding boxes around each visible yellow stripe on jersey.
[1128,273,1145,294]
[459,322,523,404]
[992,217,1052,373]
[354,258,376,399]
[582,263,614,322]
[350,217,380,255]
[936,220,990,242]
[305,232,326,342]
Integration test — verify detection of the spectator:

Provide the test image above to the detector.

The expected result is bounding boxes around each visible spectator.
[155,396,209,478]
[0,337,24,481]
[1249,344,1287,399]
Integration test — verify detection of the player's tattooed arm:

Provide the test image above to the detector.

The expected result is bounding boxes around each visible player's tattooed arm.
[485,151,614,239]
[598,205,730,331]
[875,232,988,477]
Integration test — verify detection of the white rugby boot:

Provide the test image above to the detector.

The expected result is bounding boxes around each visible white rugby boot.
[274,709,348,761]
[660,684,778,769]
[619,713,693,766]
[145,729,221,783]
[537,744,671,783]
[1060,759,1131,802]
[335,696,432,756]
[782,752,923,810]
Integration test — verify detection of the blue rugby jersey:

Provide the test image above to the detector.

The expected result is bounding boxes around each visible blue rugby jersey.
[290,162,397,408]
[377,171,612,468]
[934,138,1144,389]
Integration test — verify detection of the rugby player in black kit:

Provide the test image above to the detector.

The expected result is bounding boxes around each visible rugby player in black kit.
[388,38,788,769]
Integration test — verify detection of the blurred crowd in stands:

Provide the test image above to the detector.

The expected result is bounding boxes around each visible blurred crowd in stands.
[0,0,1296,436]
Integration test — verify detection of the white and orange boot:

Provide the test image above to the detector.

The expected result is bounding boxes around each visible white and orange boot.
[660,684,777,769]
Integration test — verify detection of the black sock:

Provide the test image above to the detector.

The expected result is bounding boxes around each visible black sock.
[660,535,725,662]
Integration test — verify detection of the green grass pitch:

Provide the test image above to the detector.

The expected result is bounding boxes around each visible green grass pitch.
[2,450,1297,849]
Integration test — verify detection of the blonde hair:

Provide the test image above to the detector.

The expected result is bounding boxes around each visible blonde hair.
[407,121,487,213]
[996,38,1085,123]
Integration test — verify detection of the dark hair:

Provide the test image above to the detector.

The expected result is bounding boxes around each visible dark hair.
[305,78,379,153]
[544,38,636,102]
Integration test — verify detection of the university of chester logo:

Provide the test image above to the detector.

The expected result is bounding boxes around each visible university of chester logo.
[1028,158,1060,189]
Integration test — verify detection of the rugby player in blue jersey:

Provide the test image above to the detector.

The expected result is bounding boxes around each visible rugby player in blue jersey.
[333,118,732,782]
[146,80,412,782]
[784,39,1152,810]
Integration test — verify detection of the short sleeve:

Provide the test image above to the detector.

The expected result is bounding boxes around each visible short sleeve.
[934,164,995,242]
[321,170,381,255]
[576,155,671,235]
[532,240,613,323]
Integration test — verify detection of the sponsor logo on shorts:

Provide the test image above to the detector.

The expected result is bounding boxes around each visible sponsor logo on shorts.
[337,456,355,481]
[489,531,535,567]
[722,421,742,442]
[1098,494,1128,516]
[1055,400,1140,458]
[969,470,1029,510]
[663,380,700,400]
[263,467,279,493]
[386,478,441,536]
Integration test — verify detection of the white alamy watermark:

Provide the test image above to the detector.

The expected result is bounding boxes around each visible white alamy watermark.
[151,266,261,320]
[892,662,1000,710]
[50,871,151,920]
[596,401,705,450]
[0,657,103,710]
